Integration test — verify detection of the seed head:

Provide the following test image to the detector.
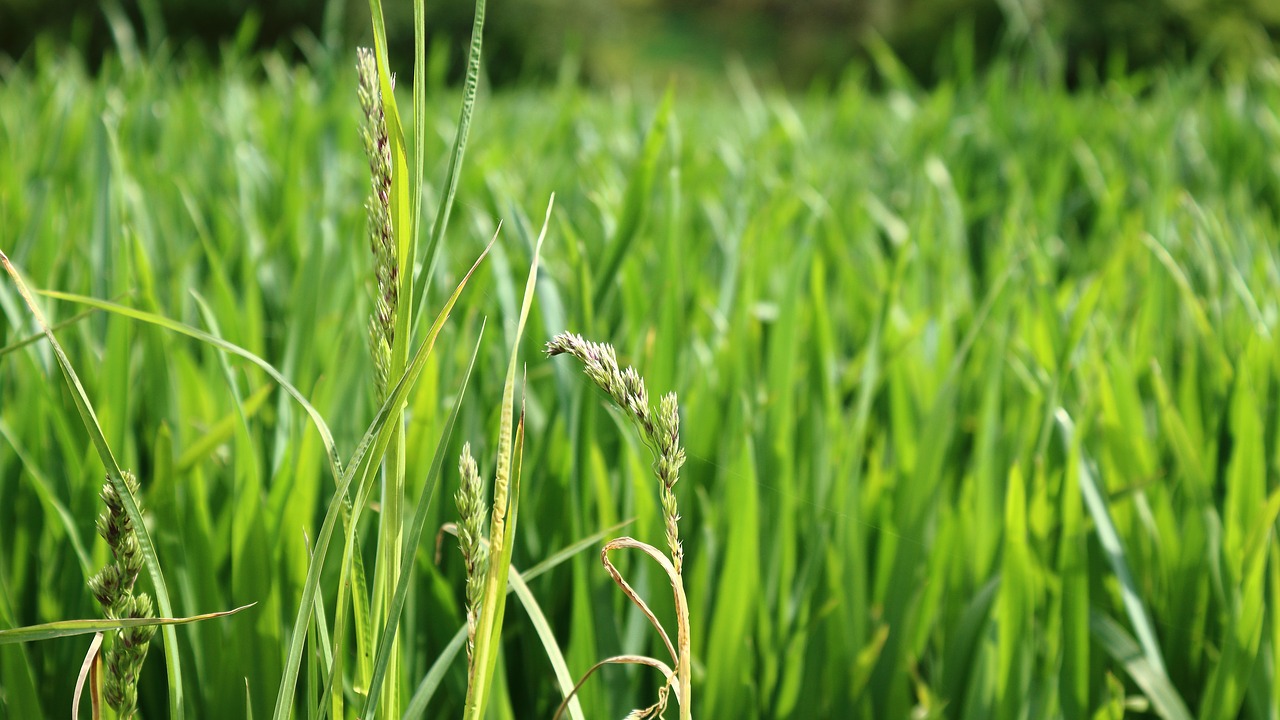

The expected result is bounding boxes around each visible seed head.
[357,46,398,399]
[546,332,685,570]
[455,443,489,664]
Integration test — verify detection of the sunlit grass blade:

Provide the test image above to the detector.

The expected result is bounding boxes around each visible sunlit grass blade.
[1057,408,1192,719]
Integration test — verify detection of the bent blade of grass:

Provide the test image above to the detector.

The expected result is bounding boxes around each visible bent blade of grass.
[363,320,487,717]
[1,248,187,718]
[0,305,99,357]
[465,195,551,720]
[600,539,678,665]
[271,240,493,720]
[71,631,103,720]
[0,604,255,644]
[553,656,678,720]
[37,290,344,482]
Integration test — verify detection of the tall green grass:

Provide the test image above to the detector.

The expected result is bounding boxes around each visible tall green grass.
[2,30,1280,717]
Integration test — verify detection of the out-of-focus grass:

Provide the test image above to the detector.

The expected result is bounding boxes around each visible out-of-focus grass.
[2,38,1280,718]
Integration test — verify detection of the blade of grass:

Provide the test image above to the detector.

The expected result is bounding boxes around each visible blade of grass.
[363,320,487,717]
[591,87,673,309]
[412,0,488,334]
[1,248,187,718]
[507,541,586,720]
[1089,611,1193,720]
[1055,409,1172,678]
[464,195,551,720]
[411,520,632,720]
[38,290,344,482]
[270,239,493,720]
[0,604,254,644]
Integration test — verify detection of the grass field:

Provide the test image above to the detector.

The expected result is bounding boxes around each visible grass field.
[2,29,1280,719]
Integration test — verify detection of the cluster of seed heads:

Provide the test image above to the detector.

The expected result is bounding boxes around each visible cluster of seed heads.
[455,443,490,664]
[87,471,156,719]
[357,46,397,399]
[545,332,686,571]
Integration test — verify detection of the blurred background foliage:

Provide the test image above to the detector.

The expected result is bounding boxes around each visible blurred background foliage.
[1,0,1277,87]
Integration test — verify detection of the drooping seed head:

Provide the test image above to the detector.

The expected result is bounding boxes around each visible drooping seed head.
[546,332,685,569]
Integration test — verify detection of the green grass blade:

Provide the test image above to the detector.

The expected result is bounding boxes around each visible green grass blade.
[407,519,629,719]
[412,0,487,333]
[506,565,585,720]
[0,604,254,645]
[1089,611,1193,720]
[270,241,491,720]
[1056,409,1170,675]
[0,249,187,719]
[465,195,551,720]
[37,290,344,481]
[591,87,673,309]
[363,320,487,717]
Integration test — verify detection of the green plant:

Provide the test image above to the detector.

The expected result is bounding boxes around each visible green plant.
[455,194,550,720]
[0,249,254,720]
[454,443,488,664]
[547,332,691,720]
[87,470,157,719]
[6,32,1280,720]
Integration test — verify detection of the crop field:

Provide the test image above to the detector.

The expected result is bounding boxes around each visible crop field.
[2,14,1280,720]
